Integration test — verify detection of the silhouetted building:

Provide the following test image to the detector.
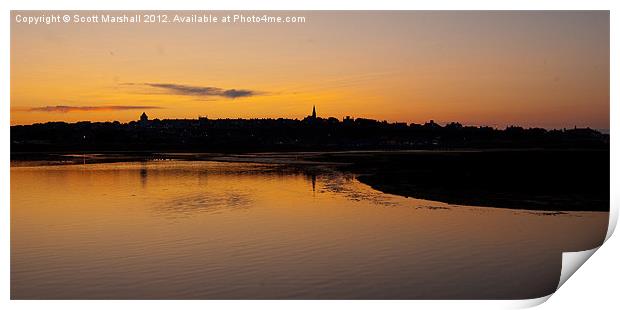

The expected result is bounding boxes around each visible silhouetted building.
[139,112,149,127]
[303,105,319,123]
[343,116,353,125]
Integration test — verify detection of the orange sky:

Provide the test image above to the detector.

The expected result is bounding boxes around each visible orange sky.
[11,11,609,129]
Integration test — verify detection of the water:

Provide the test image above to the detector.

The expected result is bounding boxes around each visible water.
[11,161,608,299]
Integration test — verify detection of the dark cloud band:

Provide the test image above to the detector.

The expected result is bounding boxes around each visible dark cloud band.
[141,83,260,99]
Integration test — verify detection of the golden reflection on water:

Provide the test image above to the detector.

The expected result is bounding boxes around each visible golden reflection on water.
[11,161,608,299]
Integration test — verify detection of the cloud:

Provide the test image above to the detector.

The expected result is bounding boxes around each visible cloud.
[27,105,162,113]
[135,83,261,99]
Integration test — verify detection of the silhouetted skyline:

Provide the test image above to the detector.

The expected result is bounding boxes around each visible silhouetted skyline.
[11,107,608,153]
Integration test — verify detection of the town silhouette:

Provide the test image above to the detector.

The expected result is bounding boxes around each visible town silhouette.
[11,106,608,152]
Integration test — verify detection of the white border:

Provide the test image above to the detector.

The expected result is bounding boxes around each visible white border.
[1,1,617,309]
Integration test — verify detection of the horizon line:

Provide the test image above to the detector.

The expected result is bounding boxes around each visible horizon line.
[10,114,609,133]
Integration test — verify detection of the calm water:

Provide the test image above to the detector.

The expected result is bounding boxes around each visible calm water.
[11,161,608,299]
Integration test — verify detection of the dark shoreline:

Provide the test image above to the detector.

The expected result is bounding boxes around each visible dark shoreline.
[11,149,610,212]
[313,150,609,212]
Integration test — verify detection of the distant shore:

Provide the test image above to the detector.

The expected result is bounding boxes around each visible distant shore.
[11,149,610,212]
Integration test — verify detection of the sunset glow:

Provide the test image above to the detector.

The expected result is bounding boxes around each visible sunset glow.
[11,11,609,129]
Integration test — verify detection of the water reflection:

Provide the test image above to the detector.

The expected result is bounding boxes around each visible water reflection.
[140,162,148,188]
[11,161,608,299]
[161,192,253,216]
[130,162,334,216]
[135,163,400,215]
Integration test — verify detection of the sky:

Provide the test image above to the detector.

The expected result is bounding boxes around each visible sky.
[11,11,609,129]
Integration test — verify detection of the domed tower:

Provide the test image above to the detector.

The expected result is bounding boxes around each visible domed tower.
[140,112,148,122]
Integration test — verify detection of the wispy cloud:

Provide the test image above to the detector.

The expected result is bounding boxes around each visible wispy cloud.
[124,83,262,99]
[27,105,162,113]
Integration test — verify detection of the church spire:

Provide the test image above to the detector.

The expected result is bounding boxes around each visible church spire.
[312,105,316,119]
